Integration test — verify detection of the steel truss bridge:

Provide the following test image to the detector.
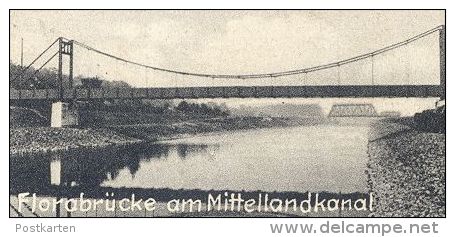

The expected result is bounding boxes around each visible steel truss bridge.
[328,104,379,117]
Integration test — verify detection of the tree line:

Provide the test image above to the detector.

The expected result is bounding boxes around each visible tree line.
[10,62,230,119]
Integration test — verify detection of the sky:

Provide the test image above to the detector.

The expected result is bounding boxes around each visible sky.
[10,10,445,115]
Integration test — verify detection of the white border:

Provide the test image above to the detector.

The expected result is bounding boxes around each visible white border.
[1,1,452,236]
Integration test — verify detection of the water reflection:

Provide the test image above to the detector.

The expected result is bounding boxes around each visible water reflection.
[176,144,212,159]
[10,143,219,193]
[11,125,370,196]
[50,159,61,185]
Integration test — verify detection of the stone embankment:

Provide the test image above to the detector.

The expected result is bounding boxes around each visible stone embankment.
[367,119,445,217]
[10,127,141,156]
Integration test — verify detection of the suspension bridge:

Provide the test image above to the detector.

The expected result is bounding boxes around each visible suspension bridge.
[9,25,446,126]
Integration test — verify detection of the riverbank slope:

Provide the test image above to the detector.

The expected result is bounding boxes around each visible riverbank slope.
[10,113,314,156]
[367,118,445,217]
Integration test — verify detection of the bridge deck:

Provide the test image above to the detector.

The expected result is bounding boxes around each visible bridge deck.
[9,85,443,100]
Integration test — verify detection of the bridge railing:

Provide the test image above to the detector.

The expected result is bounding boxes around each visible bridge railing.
[9,85,443,100]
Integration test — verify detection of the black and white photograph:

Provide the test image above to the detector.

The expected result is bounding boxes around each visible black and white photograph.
[8,10,445,220]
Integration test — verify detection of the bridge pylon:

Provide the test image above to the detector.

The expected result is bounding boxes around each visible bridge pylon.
[52,38,78,127]
[57,37,74,98]
[439,25,446,101]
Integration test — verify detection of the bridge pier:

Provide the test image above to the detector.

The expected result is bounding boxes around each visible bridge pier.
[51,101,79,127]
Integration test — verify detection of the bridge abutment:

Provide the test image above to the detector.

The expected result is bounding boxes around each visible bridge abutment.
[51,101,79,127]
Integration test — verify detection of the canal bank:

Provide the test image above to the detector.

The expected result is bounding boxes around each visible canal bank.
[9,116,309,156]
[367,119,445,217]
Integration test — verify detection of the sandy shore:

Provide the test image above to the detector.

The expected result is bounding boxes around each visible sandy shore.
[367,119,445,217]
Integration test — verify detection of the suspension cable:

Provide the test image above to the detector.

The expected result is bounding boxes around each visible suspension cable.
[68,25,442,80]
[21,51,59,88]
[11,38,59,81]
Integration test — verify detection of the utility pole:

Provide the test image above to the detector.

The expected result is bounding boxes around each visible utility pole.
[19,38,23,83]
[20,38,23,68]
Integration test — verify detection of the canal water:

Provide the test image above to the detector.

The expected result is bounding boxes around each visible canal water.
[10,124,370,195]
